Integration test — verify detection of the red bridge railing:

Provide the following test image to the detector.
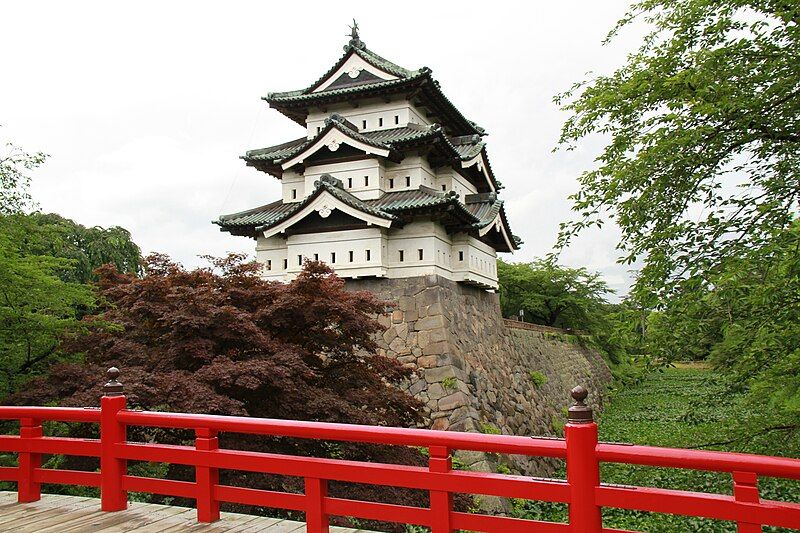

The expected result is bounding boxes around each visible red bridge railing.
[0,368,798,532]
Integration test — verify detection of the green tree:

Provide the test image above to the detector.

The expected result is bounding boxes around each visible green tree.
[0,218,95,396]
[554,0,800,418]
[497,259,612,328]
[6,212,142,282]
[0,133,46,214]
[555,0,799,296]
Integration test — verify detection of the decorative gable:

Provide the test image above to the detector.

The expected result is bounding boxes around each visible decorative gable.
[312,52,400,93]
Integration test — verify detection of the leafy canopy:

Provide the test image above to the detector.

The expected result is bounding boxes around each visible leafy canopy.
[497,259,612,328]
[0,133,45,215]
[555,0,800,299]
[0,217,95,397]
[8,256,435,528]
[554,0,800,420]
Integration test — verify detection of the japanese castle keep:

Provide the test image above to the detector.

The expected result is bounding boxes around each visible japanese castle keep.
[216,26,611,482]
[215,26,518,290]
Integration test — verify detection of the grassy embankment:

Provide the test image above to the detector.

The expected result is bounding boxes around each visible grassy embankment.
[513,364,800,532]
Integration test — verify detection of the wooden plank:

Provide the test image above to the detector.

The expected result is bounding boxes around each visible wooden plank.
[52,502,194,532]
[0,491,371,532]
[0,495,96,527]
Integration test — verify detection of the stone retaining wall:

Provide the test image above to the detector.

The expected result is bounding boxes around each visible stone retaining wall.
[346,275,612,481]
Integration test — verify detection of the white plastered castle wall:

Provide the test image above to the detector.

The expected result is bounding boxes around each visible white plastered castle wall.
[307,100,430,138]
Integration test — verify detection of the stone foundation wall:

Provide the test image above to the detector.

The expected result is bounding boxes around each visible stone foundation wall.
[346,275,612,479]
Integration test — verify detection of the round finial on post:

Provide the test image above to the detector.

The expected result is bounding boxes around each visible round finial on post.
[103,367,123,397]
[568,385,593,423]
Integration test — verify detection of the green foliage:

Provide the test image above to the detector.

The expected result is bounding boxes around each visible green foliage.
[553,0,800,431]
[479,422,501,435]
[497,259,612,328]
[528,370,547,387]
[515,366,800,531]
[0,133,46,215]
[441,376,457,391]
[6,212,142,282]
[555,0,800,293]
[0,217,95,396]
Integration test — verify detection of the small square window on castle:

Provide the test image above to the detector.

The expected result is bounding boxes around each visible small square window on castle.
[331,252,336,263]
[389,178,394,189]
[394,115,399,125]
[348,251,354,262]
[347,177,352,188]
[399,250,404,262]
[362,120,367,129]
[418,249,424,260]
[458,251,464,261]
[266,260,272,271]
[297,255,302,266]
[366,249,371,261]
[379,117,383,127]
[364,175,369,186]
[441,184,447,191]
[291,189,297,199]
[405,176,410,187]
[283,259,288,270]
[313,253,319,261]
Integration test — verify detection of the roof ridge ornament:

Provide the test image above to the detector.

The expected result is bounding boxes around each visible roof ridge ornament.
[346,19,366,51]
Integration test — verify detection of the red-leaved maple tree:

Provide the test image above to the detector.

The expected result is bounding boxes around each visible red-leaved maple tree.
[7,254,450,529]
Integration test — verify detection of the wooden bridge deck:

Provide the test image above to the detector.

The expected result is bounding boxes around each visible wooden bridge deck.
[0,491,373,532]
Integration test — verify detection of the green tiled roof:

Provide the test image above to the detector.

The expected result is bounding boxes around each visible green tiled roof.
[264,41,484,137]
[291,44,418,97]
[243,119,480,170]
[215,177,517,251]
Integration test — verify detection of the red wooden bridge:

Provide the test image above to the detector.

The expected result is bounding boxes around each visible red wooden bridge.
[0,368,798,532]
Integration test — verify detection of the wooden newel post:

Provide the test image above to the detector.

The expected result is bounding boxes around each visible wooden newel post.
[100,367,128,512]
[565,385,602,532]
[195,428,220,523]
[429,445,453,533]
[18,416,42,502]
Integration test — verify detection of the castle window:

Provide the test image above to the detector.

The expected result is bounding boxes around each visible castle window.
[459,251,464,262]
[394,115,399,125]
[362,120,367,129]
[331,252,336,263]
[266,260,272,271]
[348,251,354,262]
[399,250,404,262]
[364,175,369,186]
[418,249,424,260]
[291,189,297,200]
[347,177,352,188]
[389,178,394,189]
[313,253,319,261]
[379,117,384,127]
[366,249,371,261]
[316,126,321,133]
[405,176,410,187]
[441,184,447,191]
[298,255,302,266]
[283,259,288,270]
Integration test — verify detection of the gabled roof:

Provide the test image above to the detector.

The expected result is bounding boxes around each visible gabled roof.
[215,182,519,251]
[243,117,497,191]
[264,40,484,137]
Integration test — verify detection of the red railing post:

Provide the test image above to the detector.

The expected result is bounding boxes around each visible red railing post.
[17,416,42,503]
[305,477,329,533]
[429,445,453,533]
[100,367,128,512]
[565,386,602,532]
[733,471,761,532]
[195,428,220,522]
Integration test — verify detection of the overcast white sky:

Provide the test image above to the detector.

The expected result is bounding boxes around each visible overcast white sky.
[2,1,647,296]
